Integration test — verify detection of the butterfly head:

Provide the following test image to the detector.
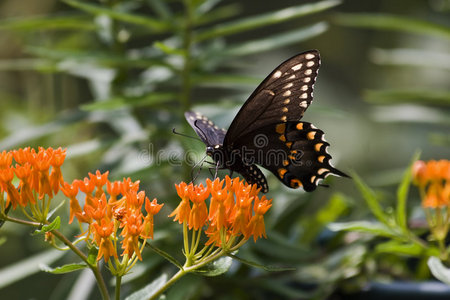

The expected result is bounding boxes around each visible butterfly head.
[206,146,215,157]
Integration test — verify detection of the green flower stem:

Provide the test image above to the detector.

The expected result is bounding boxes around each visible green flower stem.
[148,249,227,300]
[51,230,111,300]
[1,214,40,226]
[115,275,122,300]
[0,214,110,300]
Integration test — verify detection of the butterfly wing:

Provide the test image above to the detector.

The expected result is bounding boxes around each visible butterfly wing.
[234,121,349,192]
[185,111,226,146]
[224,50,320,145]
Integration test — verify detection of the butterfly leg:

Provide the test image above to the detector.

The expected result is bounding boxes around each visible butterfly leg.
[190,155,207,183]
[214,161,220,179]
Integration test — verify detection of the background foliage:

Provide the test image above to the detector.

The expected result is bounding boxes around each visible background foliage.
[0,0,449,299]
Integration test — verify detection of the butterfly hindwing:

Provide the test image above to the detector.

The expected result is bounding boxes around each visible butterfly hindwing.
[225,50,320,144]
[232,121,348,192]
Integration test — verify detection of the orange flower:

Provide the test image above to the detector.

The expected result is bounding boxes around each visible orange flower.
[63,172,162,263]
[208,178,228,229]
[143,198,164,239]
[0,150,12,168]
[413,160,450,208]
[169,182,192,224]
[246,196,272,241]
[14,163,35,206]
[188,183,209,230]
[93,219,117,263]
[0,166,20,209]
[171,176,272,248]
[121,211,144,260]
[60,181,80,224]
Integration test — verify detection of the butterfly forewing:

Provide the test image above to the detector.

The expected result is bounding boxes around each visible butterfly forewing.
[225,50,320,145]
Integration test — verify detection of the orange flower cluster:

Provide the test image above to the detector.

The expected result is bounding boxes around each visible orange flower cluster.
[413,160,450,208]
[170,176,272,246]
[0,147,66,210]
[61,171,163,262]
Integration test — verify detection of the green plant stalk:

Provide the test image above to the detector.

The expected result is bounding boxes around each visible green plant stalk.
[108,0,127,93]
[180,0,194,113]
[1,214,111,300]
[115,275,122,300]
[180,0,195,181]
[148,248,227,300]
[50,229,111,300]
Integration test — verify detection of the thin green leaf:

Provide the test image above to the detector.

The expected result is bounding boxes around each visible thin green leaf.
[40,263,88,274]
[0,249,65,289]
[144,242,183,270]
[153,41,184,55]
[33,217,61,235]
[375,240,424,256]
[365,89,450,106]
[194,255,233,277]
[195,0,341,41]
[26,47,168,68]
[81,93,176,111]
[146,0,172,20]
[47,200,66,220]
[87,246,98,265]
[166,275,203,300]
[224,22,329,56]
[334,13,450,40]
[62,0,170,31]
[328,221,398,238]
[125,273,167,300]
[0,15,95,31]
[192,74,259,87]
[0,58,57,72]
[428,256,450,285]
[351,171,389,225]
[196,0,223,15]
[301,192,349,244]
[227,253,295,272]
[252,278,315,299]
[195,4,241,27]
[396,151,421,230]
[370,48,450,71]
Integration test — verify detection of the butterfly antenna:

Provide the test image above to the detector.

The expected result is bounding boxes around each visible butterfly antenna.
[172,128,202,142]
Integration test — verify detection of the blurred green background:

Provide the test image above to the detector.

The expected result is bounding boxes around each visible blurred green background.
[0,0,449,299]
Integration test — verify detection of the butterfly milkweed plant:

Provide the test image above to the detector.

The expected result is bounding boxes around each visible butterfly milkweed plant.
[0,147,274,300]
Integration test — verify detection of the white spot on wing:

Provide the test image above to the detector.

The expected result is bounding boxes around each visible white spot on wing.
[300,93,308,99]
[283,83,293,89]
[305,53,315,59]
[291,63,302,71]
[304,69,313,75]
[299,101,308,108]
[306,61,315,67]
[273,70,282,78]
[303,77,311,83]
[301,85,308,91]
[283,90,291,96]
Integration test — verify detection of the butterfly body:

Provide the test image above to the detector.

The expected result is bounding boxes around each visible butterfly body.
[185,50,348,193]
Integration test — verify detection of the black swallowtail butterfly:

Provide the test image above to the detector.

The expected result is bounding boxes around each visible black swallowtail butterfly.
[185,50,348,193]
